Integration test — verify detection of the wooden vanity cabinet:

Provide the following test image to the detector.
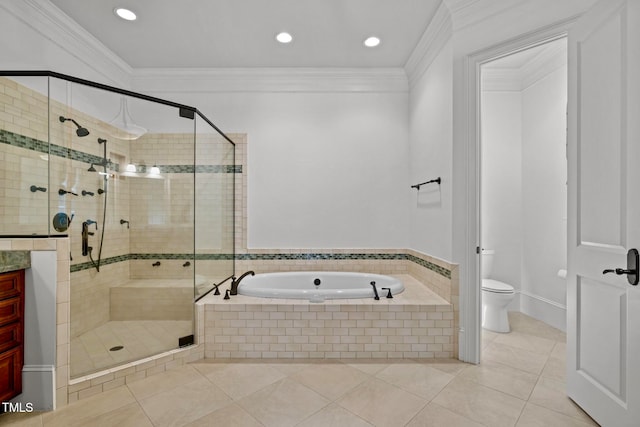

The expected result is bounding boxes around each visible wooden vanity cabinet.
[0,270,24,403]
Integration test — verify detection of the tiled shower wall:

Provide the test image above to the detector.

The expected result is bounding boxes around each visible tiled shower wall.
[0,77,236,342]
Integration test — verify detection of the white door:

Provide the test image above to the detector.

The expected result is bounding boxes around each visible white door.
[567,0,640,426]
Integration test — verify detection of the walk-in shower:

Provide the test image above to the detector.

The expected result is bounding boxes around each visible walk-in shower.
[0,71,235,378]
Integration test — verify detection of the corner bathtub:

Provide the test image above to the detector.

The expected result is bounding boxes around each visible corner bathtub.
[237,271,404,300]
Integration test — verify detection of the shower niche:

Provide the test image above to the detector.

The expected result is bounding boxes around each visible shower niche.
[0,72,235,378]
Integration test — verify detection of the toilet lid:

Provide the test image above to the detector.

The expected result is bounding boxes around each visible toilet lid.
[482,279,514,293]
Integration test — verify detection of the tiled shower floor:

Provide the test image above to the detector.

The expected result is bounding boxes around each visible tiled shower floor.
[70,320,193,378]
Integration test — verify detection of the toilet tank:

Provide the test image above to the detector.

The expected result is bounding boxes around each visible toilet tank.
[481,249,494,279]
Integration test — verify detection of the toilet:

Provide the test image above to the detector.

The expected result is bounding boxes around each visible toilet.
[481,249,515,333]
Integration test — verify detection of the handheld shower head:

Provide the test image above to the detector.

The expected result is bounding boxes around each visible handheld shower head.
[59,116,90,137]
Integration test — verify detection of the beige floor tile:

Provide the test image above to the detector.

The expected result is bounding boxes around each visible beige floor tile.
[127,365,204,400]
[41,386,136,427]
[344,360,392,375]
[237,378,330,427]
[138,377,232,427]
[482,341,549,375]
[458,360,538,400]
[432,377,525,427]
[291,363,370,400]
[336,378,428,427]
[528,377,597,424]
[183,403,263,427]
[516,403,598,427]
[541,342,566,382]
[508,312,566,342]
[0,412,44,426]
[405,402,484,427]
[375,363,454,401]
[297,403,373,427]
[76,402,153,427]
[264,360,314,376]
[493,331,556,355]
[425,359,470,375]
[193,362,287,400]
[481,328,499,349]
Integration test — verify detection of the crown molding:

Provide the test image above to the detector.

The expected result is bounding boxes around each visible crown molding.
[443,0,529,32]
[482,39,566,92]
[1,0,132,87]
[520,40,566,89]
[131,68,409,93]
[404,2,453,88]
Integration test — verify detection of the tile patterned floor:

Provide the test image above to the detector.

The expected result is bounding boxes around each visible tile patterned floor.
[70,320,193,378]
[2,312,599,426]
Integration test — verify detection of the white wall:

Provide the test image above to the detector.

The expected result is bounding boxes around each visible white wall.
[520,65,568,329]
[480,90,522,295]
[408,40,453,260]
[153,89,411,249]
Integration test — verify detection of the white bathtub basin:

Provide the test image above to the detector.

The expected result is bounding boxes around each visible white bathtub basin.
[237,271,404,300]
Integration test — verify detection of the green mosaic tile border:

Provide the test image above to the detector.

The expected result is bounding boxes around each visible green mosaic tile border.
[70,252,451,278]
[0,128,119,171]
[236,253,406,261]
[0,129,241,174]
[406,254,451,279]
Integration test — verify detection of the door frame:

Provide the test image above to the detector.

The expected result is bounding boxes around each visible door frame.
[459,17,577,364]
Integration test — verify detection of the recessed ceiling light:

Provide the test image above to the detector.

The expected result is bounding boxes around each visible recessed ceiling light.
[114,8,137,21]
[364,36,381,47]
[276,32,293,44]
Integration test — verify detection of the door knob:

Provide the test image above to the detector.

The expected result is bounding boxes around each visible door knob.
[602,248,639,286]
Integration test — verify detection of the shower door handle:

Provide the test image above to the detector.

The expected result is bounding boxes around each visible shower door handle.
[602,248,639,286]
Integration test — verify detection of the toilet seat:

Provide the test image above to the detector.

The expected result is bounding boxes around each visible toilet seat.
[482,279,514,294]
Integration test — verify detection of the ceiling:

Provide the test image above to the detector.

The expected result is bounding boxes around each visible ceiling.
[48,0,442,69]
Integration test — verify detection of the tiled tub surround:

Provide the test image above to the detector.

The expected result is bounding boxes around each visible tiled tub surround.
[235,248,459,356]
[202,275,454,359]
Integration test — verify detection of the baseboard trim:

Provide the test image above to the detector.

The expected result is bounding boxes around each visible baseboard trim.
[12,365,56,411]
[519,290,566,332]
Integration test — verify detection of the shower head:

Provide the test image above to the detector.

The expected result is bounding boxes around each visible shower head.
[87,163,97,172]
[59,116,90,137]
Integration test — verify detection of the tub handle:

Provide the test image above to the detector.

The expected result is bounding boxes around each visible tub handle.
[381,287,393,298]
[224,289,231,300]
[370,281,380,300]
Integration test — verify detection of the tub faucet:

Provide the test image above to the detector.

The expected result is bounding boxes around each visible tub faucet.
[230,270,255,295]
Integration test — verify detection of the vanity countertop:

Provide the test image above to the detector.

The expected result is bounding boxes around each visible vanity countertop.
[0,251,31,273]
